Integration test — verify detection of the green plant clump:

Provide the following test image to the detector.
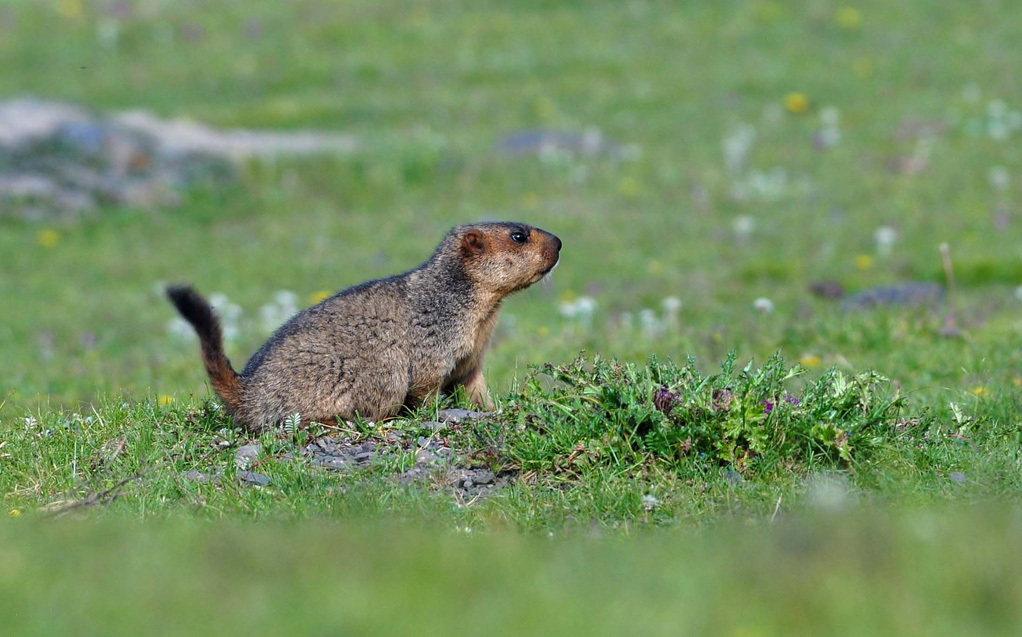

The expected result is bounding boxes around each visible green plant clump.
[501,353,908,479]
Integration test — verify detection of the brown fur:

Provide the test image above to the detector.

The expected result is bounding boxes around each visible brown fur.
[167,222,561,432]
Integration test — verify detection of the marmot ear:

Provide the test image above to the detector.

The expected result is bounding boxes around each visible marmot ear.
[460,230,487,258]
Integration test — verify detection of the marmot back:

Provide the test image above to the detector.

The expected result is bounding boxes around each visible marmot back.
[167,222,561,432]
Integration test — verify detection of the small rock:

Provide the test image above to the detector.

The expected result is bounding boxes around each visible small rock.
[416,449,438,465]
[420,421,446,432]
[354,451,375,463]
[234,443,261,469]
[437,409,490,424]
[496,129,620,158]
[312,456,353,471]
[949,471,967,484]
[842,283,944,311]
[237,471,270,487]
[181,469,218,484]
[471,469,495,485]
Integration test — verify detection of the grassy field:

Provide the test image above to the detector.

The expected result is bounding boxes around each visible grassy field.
[3,0,1022,631]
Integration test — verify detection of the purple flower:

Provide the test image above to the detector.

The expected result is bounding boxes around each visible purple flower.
[653,385,681,415]
[762,400,775,415]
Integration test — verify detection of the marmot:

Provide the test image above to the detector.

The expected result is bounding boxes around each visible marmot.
[167,221,561,432]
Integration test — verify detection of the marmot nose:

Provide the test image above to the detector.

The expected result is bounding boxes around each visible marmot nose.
[551,234,562,251]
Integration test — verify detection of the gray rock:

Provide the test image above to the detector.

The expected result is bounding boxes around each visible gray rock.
[416,449,438,465]
[471,469,496,485]
[354,451,375,463]
[181,469,219,484]
[842,282,944,311]
[437,409,491,424]
[0,98,357,219]
[420,421,447,432]
[496,129,620,158]
[237,471,270,487]
[312,456,353,471]
[235,443,261,469]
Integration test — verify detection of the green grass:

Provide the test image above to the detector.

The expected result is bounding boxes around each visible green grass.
[5,508,1022,634]
[4,0,1022,630]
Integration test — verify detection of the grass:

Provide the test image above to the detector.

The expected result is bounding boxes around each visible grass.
[3,0,1022,631]
[5,508,1022,634]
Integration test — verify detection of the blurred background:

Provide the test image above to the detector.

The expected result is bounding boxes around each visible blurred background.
[2,0,1021,411]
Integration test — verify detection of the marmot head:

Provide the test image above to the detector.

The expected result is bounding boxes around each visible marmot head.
[448,222,561,298]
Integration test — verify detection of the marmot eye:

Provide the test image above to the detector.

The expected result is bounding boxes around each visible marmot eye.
[510,230,528,244]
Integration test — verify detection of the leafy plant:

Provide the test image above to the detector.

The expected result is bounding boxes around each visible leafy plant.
[500,353,909,478]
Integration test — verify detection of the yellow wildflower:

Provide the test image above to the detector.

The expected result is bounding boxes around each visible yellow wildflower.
[854,254,873,271]
[9,509,20,518]
[836,7,862,30]
[1013,377,1022,387]
[619,176,640,199]
[308,290,332,304]
[36,228,60,248]
[783,92,810,115]
[158,395,173,405]
[971,387,989,397]
[799,355,822,368]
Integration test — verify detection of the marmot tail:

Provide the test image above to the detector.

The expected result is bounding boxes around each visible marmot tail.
[166,285,243,413]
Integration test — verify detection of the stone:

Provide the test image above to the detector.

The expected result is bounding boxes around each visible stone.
[416,449,438,465]
[0,98,358,219]
[842,283,944,311]
[181,469,218,484]
[237,471,270,487]
[234,443,261,469]
[437,409,491,424]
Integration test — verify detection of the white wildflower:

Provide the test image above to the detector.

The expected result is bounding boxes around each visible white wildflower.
[820,106,841,128]
[574,296,597,329]
[259,290,298,333]
[642,494,660,510]
[753,297,774,314]
[874,226,898,256]
[208,293,243,342]
[661,297,682,327]
[639,308,661,338]
[97,19,120,48]
[558,300,578,319]
[988,166,1011,191]
[723,123,756,173]
[988,100,1008,119]
[732,215,755,242]
[166,316,195,340]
